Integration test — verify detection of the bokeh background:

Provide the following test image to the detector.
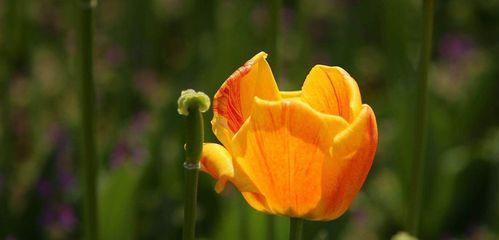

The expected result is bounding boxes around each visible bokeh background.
[0,0,498,239]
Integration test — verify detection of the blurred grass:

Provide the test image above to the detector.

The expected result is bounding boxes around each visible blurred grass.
[0,0,498,239]
[99,163,144,240]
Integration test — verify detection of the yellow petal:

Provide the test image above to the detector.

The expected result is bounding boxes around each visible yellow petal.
[232,97,349,217]
[280,90,301,100]
[300,65,362,122]
[200,143,264,195]
[308,105,378,220]
[200,143,234,193]
[212,52,281,150]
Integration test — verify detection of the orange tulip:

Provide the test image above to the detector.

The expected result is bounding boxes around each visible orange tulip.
[201,52,378,221]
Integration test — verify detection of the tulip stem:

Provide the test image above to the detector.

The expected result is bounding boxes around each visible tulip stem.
[183,104,205,240]
[77,0,98,239]
[289,218,304,240]
[408,0,435,236]
[266,216,275,240]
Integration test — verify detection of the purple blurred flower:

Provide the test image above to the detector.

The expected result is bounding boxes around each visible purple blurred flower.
[110,112,150,169]
[58,204,77,231]
[110,141,130,169]
[439,33,474,62]
[36,124,78,237]
[40,204,77,232]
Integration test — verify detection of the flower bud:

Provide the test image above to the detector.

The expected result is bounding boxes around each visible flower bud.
[177,89,210,116]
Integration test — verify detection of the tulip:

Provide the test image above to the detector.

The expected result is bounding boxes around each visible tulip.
[201,52,378,221]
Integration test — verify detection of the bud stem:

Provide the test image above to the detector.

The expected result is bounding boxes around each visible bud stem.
[183,102,205,240]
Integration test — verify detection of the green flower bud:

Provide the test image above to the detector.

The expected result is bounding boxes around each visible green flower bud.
[177,89,210,116]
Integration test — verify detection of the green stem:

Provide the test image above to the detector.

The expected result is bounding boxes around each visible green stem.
[289,218,304,240]
[0,52,13,240]
[0,61,12,176]
[0,0,14,170]
[1,0,27,235]
[183,104,204,240]
[239,197,249,240]
[266,215,275,240]
[77,0,98,239]
[408,0,435,236]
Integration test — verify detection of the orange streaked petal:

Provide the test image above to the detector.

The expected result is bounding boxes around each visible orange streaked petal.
[232,97,349,217]
[308,105,378,220]
[212,52,281,149]
[301,65,362,122]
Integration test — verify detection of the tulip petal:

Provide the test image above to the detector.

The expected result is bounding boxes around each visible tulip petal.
[241,192,271,213]
[280,90,301,100]
[200,143,234,193]
[212,52,281,150]
[308,105,377,220]
[232,97,349,217]
[201,143,270,210]
[301,65,362,122]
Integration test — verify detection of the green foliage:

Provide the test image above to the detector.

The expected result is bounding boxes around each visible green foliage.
[99,163,144,240]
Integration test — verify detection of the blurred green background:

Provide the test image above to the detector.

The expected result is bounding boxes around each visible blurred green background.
[0,0,498,239]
